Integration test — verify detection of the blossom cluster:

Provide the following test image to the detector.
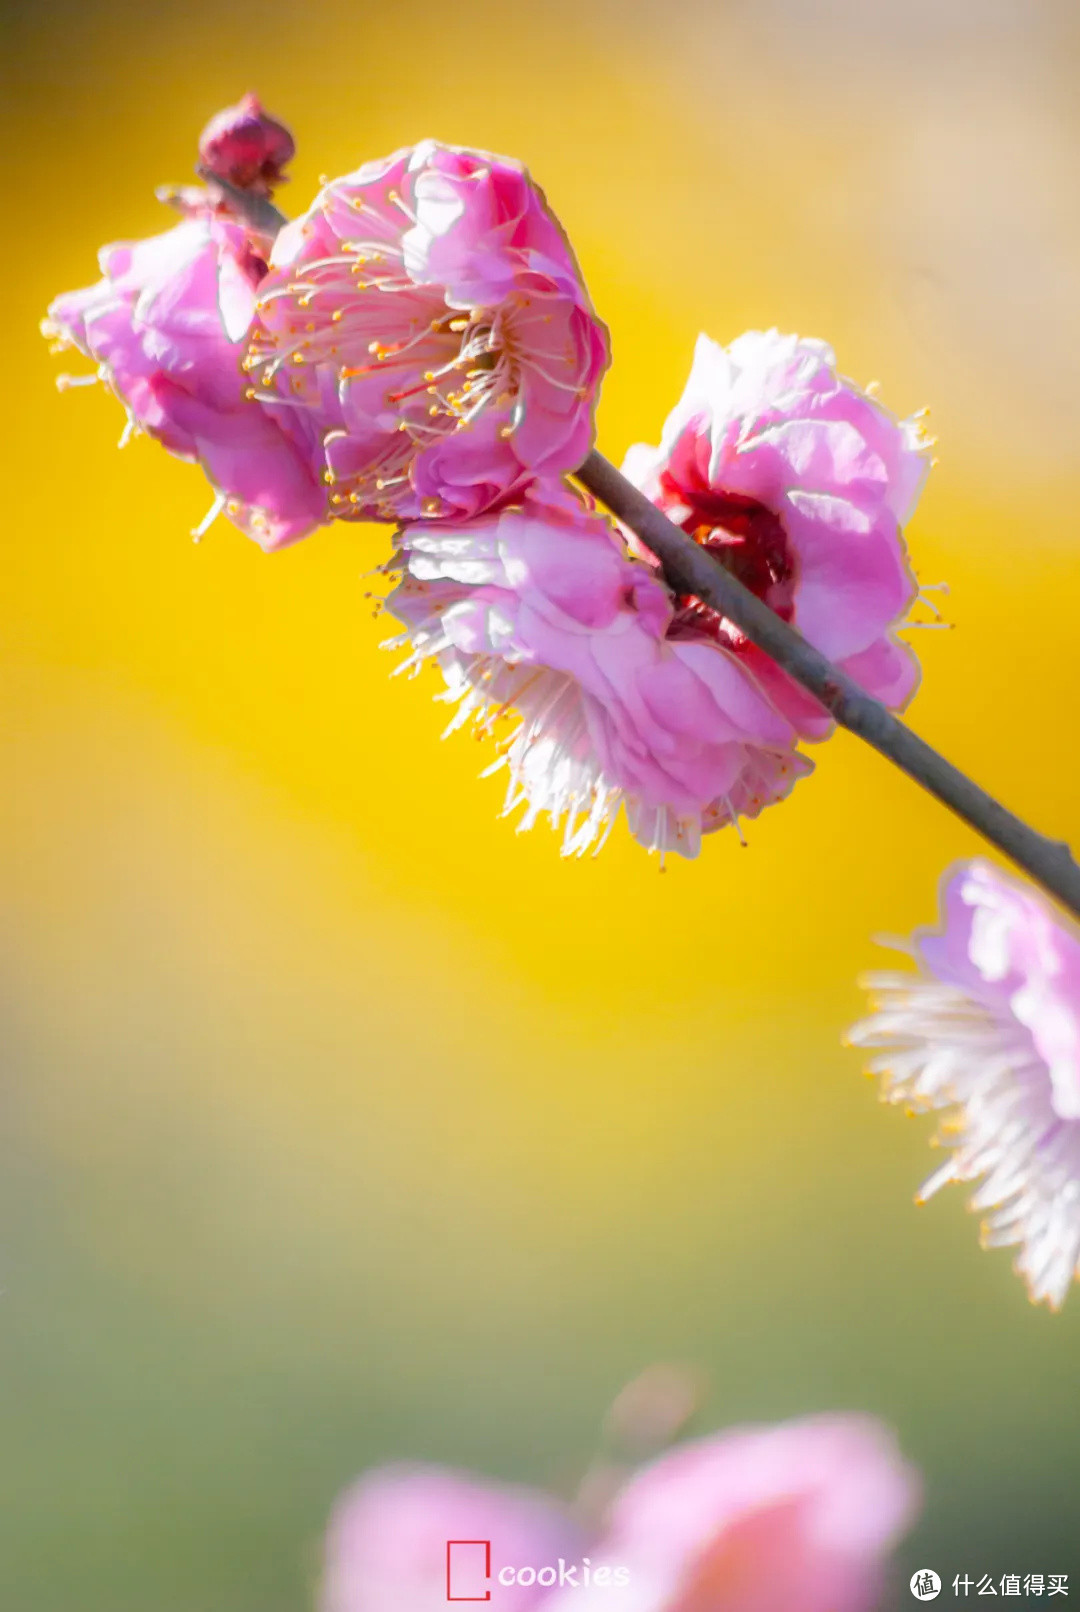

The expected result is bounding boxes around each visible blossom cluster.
[45,98,1080,1310]
[44,96,930,863]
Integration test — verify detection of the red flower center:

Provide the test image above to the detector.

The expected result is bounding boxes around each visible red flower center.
[661,472,796,651]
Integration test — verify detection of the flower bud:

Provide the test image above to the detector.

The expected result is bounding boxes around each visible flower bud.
[197,93,295,195]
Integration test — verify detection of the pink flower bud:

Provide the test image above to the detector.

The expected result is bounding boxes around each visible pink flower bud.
[198,93,295,195]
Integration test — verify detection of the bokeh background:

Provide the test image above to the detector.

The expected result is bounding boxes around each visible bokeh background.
[3,0,1080,1606]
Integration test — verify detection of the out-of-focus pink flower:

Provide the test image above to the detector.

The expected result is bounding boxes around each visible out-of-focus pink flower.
[850,860,1080,1310]
[321,1463,584,1612]
[624,332,931,737]
[319,1414,919,1612]
[245,141,609,524]
[385,488,810,859]
[43,214,327,549]
[198,92,295,196]
[551,1415,919,1612]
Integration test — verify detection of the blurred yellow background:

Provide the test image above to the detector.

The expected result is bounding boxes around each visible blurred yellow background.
[3,0,1079,1606]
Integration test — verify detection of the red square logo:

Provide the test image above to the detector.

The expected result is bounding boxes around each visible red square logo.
[446,1540,492,1602]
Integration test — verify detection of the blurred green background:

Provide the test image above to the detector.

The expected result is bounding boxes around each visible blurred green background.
[3,0,1079,1606]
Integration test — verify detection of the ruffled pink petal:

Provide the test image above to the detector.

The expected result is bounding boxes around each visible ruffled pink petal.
[403,145,577,310]
[216,243,261,342]
[410,414,532,521]
[510,300,608,472]
[160,381,327,550]
[748,628,919,743]
[840,635,921,712]
[779,493,915,661]
[718,419,891,517]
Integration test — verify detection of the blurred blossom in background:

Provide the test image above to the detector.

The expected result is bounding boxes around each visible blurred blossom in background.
[318,1390,921,1612]
[2,0,1079,1608]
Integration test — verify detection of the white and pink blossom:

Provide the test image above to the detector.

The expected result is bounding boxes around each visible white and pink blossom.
[850,859,1080,1310]
[385,488,810,859]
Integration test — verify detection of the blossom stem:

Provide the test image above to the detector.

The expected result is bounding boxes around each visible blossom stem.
[576,450,1080,918]
[196,166,288,236]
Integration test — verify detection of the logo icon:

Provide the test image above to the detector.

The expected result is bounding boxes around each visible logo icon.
[446,1541,492,1602]
[910,1569,941,1601]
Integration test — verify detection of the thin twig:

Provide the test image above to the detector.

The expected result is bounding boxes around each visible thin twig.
[220,178,1080,915]
[195,166,288,235]
[577,450,1080,917]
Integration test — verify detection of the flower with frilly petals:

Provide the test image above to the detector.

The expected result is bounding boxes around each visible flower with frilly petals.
[623,331,931,737]
[244,141,609,524]
[318,1415,918,1612]
[43,214,327,548]
[198,92,295,196]
[385,488,810,859]
[849,859,1080,1310]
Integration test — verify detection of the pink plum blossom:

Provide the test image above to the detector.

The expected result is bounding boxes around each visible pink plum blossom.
[198,92,295,196]
[319,1415,919,1612]
[384,488,811,859]
[43,213,327,548]
[624,332,931,738]
[850,860,1080,1309]
[244,141,609,524]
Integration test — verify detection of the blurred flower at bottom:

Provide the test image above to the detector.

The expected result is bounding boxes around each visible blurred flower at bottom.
[319,1370,920,1612]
